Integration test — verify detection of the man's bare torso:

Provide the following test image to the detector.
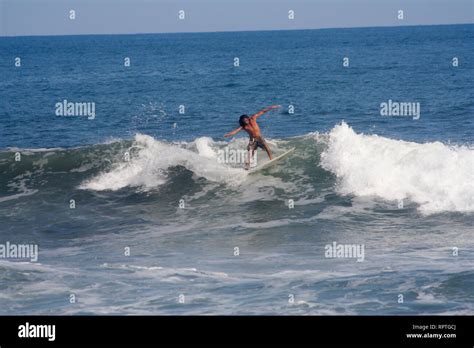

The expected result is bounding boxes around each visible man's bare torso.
[242,118,261,139]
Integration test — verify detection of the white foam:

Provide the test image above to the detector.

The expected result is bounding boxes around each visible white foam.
[194,137,217,158]
[1,173,38,203]
[102,263,231,281]
[79,134,247,191]
[321,122,474,214]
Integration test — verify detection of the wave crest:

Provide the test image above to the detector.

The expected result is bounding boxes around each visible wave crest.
[321,122,474,214]
[79,134,247,191]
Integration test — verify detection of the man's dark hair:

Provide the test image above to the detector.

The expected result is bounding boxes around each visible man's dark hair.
[239,114,250,128]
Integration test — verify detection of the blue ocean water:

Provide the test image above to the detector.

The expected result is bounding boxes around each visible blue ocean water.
[0,24,473,314]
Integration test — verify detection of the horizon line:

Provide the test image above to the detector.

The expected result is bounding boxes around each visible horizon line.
[1,22,473,39]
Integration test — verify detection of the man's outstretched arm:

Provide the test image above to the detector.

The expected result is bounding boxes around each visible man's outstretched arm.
[224,126,242,138]
[251,105,281,119]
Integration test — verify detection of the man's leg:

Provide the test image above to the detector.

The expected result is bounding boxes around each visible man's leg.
[245,142,254,169]
[245,149,256,169]
[262,142,273,160]
[246,140,257,169]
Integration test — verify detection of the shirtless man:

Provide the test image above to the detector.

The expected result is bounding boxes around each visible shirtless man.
[224,105,281,169]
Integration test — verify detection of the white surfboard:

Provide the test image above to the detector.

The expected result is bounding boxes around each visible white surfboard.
[247,147,295,173]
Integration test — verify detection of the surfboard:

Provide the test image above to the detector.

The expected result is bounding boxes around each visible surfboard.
[247,147,295,173]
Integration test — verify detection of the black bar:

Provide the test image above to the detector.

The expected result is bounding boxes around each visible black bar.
[0,316,472,346]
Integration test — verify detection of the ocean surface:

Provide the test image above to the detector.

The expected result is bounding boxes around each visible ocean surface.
[0,25,473,314]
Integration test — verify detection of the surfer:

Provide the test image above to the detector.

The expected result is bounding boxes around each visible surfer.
[224,105,280,169]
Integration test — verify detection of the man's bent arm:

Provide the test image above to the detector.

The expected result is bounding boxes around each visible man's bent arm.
[224,126,242,138]
[251,105,281,119]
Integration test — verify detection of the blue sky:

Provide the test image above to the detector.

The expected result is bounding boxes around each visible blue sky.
[1,0,473,36]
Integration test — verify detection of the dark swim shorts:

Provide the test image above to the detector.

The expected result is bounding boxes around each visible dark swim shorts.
[247,136,267,152]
